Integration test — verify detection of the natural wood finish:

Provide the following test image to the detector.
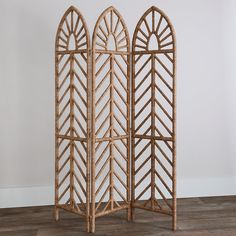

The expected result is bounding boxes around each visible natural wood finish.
[91,6,131,233]
[55,5,176,233]
[131,6,176,230]
[55,6,91,232]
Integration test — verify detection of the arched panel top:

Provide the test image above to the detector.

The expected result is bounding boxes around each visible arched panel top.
[133,6,175,52]
[55,6,90,52]
[92,6,130,52]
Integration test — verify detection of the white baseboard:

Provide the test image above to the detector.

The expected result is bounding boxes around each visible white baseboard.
[178,176,236,198]
[0,185,54,208]
[0,177,236,208]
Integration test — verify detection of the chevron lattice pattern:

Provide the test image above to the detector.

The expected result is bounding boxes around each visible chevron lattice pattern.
[55,6,90,229]
[131,6,176,230]
[55,5,176,233]
[91,6,131,232]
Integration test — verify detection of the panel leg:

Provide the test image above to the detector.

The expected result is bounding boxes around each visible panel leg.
[172,211,177,231]
[90,216,96,233]
[127,205,131,221]
[131,206,135,221]
[54,207,59,221]
[86,216,90,233]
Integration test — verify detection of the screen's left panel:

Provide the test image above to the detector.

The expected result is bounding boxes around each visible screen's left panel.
[54,6,91,232]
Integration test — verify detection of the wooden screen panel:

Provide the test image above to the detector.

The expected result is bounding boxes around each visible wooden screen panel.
[91,6,131,233]
[131,6,176,230]
[55,6,90,231]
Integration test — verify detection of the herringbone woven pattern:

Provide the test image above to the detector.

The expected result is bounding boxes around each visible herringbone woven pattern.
[91,6,131,232]
[55,6,91,231]
[55,5,176,233]
[131,6,176,230]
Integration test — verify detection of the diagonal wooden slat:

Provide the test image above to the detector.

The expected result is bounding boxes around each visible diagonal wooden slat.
[114,71,128,93]
[95,142,110,166]
[154,170,172,196]
[73,85,87,106]
[135,84,152,105]
[114,171,128,190]
[114,186,127,203]
[154,154,172,180]
[58,142,71,160]
[135,141,151,161]
[58,184,70,201]
[135,169,151,188]
[74,71,87,93]
[135,98,151,120]
[95,98,111,121]
[154,83,173,107]
[95,84,111,106]
[95,156,111,181]
[154,69,173,92]
[135,56,152,77]
[95,69,111,92]
[58,170,70,188]
[154,98,173,122]
[154,184,172,209]
[59,155,70,173]
[95,113,111,136]
[134,112,151,133]
[95,185,110,212]
[154,113,173,136]
[59,114,70,132]
[154,141,173,166]
[154,55,173,78]
[114,143,127,161]
[73,155,87,181]
[114,100,127,120]
[74,144,86,166]
[95,170,111,196]
[95,56,111,77]
[135,69,152,92]
[113,86,127,105]
[114,115,127,134]
[135,154,152,175]
[58,100,70,118]
[74,116,87,137]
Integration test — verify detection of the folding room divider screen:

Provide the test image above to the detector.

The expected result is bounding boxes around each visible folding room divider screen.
[55,5,176,233]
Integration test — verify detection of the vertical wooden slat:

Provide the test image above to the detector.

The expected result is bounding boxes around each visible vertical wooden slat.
[91,46,96,233]
[172,32,177,231]
[54,51,60,222]
[110,54,114,211]
[69,54,75,208]
[150,54,155,210]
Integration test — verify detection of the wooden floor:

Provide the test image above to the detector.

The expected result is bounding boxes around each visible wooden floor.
[0,196,236,235]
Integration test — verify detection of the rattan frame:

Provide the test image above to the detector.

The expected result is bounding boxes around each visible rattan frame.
[131,6,176,230]
[55,5,176,233]
[54,6,91,232]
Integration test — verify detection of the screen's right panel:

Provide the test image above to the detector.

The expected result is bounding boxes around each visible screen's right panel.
[131,6,176,230]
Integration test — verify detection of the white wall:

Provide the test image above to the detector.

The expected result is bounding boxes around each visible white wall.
[0,0,235,208]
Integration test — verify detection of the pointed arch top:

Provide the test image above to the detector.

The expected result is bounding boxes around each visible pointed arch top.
[132,6,175,52]
[92,6,130,52]
[55,6,90,52]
